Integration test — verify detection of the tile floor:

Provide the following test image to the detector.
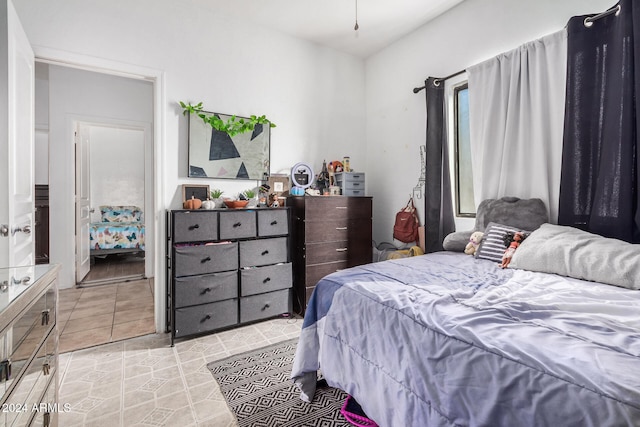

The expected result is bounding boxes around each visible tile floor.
[58,279,155,354]
[57,317,303,426]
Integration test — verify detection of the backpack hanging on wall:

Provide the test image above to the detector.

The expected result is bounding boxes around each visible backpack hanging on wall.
[393,197,420,243]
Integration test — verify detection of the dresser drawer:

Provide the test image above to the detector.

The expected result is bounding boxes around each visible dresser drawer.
[174,242,238,277]
[335,172,365,184]
[175,271,238,308]
[241,263,292,296]
[305,241,350,264]
[257,209,288,237]
[219,210,256,239]
[175,299,239,337]
[343,189,366,196]
[301,197,372,221]
[173,211,218,243]
[240,289,290,323]
[4,286,56,391]
[239,237,288,267]
[306,218,373,243]
[4,330,55,427]
[305,261,348,288]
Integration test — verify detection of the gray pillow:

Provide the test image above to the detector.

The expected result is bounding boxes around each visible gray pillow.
[510,223,640,290]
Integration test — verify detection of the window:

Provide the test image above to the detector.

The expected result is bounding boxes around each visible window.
[453,83,475,216]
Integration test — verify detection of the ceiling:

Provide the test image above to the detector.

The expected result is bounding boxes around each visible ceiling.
[194,0,465,58]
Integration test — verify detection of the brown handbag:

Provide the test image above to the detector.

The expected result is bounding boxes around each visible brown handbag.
[393,198,420,243]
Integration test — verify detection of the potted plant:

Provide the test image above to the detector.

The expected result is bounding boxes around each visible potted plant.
[210,189,224,208]
[180,101,276,136]
[242,188,258,207]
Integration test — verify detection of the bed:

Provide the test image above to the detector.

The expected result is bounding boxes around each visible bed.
[291,223,640,426]
[89,205,145,257]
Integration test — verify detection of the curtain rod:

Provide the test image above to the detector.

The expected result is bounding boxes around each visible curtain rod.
[584,4,621,27]
[412,69,467,94]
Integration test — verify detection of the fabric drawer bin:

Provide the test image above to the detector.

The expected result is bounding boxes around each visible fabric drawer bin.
[174,299,238,337]
[257,209,288,237]
[241,263,293,296]
[175,271,238,308]
[219,210,257,240]
[240,289,290,323]
[173,211,218,243]
[239,237,288,267]
[174,242,238,277]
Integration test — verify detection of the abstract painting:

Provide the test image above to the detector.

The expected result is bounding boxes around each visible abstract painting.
[188,111,270,180]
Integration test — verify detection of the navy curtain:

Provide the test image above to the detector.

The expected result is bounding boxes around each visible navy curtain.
[559,0,640,243]
[424,78,455,252]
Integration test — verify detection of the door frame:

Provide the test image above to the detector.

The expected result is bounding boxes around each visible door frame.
[73,119,153,283]
[35,47,166,333]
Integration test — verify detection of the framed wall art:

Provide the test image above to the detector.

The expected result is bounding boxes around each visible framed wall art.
[188,111,271,180]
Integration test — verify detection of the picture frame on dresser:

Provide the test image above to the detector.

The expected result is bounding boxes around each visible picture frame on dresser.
[181,184,210,202]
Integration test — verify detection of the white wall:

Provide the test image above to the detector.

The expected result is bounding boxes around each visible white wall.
[15,0,366,288]
[13,0,366,206]
[88,126,145,223]
[365,0,616,245]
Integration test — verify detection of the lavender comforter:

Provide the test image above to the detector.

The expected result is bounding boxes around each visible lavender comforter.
[291,252,640,426]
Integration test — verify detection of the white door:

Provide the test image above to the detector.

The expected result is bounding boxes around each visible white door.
[0,0,35,268]
[75,124,91,282]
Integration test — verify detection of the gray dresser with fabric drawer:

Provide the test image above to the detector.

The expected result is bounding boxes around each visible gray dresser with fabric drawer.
[167,208,292,345]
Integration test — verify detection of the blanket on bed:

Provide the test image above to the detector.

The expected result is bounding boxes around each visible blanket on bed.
[291,252,640,427]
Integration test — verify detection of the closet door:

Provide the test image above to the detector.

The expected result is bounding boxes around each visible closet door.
[0,0,35,268]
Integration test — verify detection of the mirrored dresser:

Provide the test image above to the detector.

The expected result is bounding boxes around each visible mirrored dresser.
[0,265,59,427]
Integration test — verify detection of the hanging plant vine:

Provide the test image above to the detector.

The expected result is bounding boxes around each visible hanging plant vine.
[180,101,276,137]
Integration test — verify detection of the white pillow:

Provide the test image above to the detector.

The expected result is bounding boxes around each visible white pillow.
[510,223,640,290]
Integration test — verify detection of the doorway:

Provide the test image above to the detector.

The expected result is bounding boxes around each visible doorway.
[33,60,161,349]
[75,122,149,286]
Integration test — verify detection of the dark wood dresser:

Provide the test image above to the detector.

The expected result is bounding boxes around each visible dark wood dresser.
[287,196,372,314]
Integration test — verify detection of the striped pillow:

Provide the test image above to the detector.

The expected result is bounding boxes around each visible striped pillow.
[475,222,527,263]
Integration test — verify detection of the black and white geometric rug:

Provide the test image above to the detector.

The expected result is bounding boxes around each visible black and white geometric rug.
[207,338,350,427]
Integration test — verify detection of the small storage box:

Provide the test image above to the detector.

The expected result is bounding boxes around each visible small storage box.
[334,172,365,196]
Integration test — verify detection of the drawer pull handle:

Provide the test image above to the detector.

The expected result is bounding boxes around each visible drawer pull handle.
[336,248,348,252]
[270,220,278,225]
[335,206,347,209]
[41,309,50,326]
[261,250,269,256]
[262,303,270,311]
[189,224,200,230]
[233,222,242,228]
[335,227,348,230]
[202,287,211,294]
[43,361,50,376]
[12,276,30,285]
[0,359,11,382]
[202,314,211,322]
[201,256,211,263]
[263,277,271,284]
